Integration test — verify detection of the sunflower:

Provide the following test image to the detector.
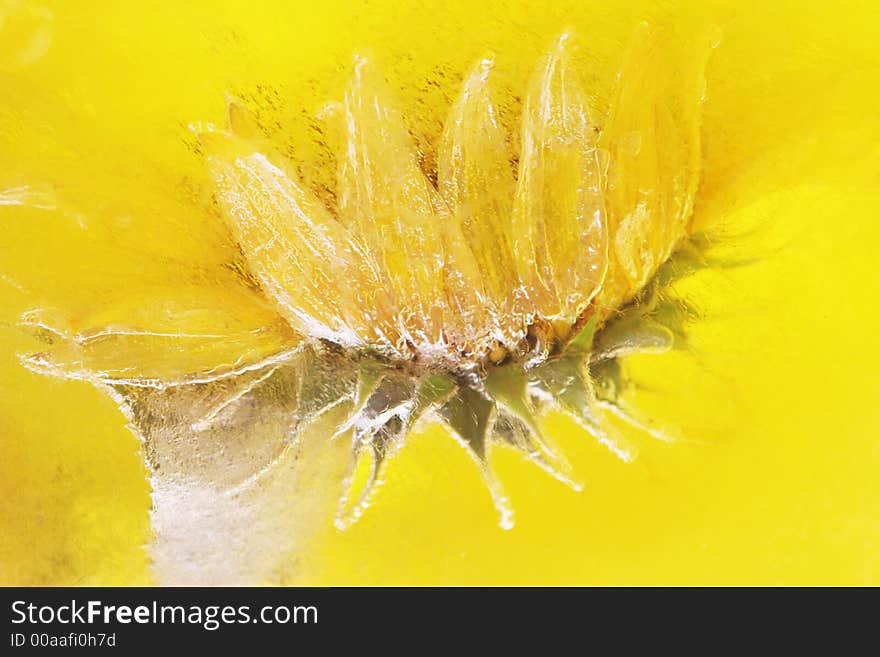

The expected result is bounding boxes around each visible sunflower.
[21,22,715,534]
[4,1,879,587]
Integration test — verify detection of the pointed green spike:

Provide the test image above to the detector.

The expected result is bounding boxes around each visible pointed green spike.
[484,364,539,436]
[692,229,771,272]
[533,356,590,413]
[333,364,406,438]
[408,372,457,430]
[341,372,453,523]
[490,411,583,491]
[531,356,637,463]
[418,372,457,402]
[655,230,763,289]
[532,354,584,399]
[439,385,494,460]
[362,372,415,418]
[334,430,362,528]
[564,312,600,356]
[492,411,538,454]
[485,365,564,463]
[355,360,387,407]
[437,386,514,530]
[485,364,580,488]
[655,237,709,287]
[334,369,416,525]
[596,398,681,445]
[335,438,387,530]
[592,315,674,362]
[651,297,699,350]
[589,357,625,403]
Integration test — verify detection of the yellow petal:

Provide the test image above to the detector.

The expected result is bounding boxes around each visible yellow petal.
[512,33,606,334]
[339,56,485,354]
[205,123,401,352]
[597,22,715,315]
[439,55,524,346]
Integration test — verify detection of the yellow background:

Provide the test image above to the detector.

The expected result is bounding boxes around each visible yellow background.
[1,0,879,585]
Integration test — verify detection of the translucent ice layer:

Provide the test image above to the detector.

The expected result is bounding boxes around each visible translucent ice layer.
[21,24,717,542]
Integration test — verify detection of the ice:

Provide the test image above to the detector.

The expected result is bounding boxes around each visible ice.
[17,24,717,575]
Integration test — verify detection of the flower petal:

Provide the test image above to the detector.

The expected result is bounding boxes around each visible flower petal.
[338,57,485,355]
[512,32,606,335]
[439,56,523,346]
[205,113,402,352]
[597,22,716,314]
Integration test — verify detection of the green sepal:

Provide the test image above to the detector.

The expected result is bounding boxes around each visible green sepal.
[591,313,674,362]
[588,358,625,403]
[532,355,638,463]
[563,312,600,357]
[655,236,709,287]
[484,363,541,437]
[439,385,494,460]
[485,363,580,487]
[354,359,388,407]
[532,355,593,420]
[411,372,457,423]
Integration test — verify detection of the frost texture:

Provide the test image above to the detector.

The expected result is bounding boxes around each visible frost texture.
[19,24,718,582]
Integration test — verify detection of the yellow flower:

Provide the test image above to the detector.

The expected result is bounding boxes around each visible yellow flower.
[20,21,712,538]
[2,1,879,586]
